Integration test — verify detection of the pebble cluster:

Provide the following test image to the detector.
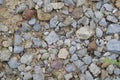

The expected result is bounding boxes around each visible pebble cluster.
[0,0,120,80]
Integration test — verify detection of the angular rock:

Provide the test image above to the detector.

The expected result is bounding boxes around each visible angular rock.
[96,27,103,37]
[76,27,94,39]
[15,3,27,14]
[14,34,22,46]
[70,54,78,62]
[49,16,59,28]
[73,60,84,68]
[64,0,75,6]
[106,39,120,54]
[33,0,43,7]
[43,4,53,12]
[69,46,76,54]
[115,0,120,9]
[64,73,73,80]
[14,46,24,54]
[50,2,64,9]
[0,50,11,61]
[76,0,85,7]
[72,7,83,19]
[104,3,113,11]
[64,16,73,26]
[28,18,36,25]
[107,15,118,23]
[82,56,92,65]
[33,23,41,31]
[32,38,42,47]
[99,18,107,27]
[58,48,69,59]
[21,22,32,32]
[0,23,8,32]
[51,60,63,69]
[8,57,19,69]
[65,64,76,72]
[45,31,59,44]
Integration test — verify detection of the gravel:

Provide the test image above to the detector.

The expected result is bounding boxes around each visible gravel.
[8,57,19,69]
[14,46,24,54]
[82,56,92,65]
[96,27,103,37]
[0,50,11,61]
[0,23,8,32]
[65,64,76,72]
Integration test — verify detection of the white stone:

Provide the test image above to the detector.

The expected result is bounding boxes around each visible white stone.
[58,48,69,59]
[50,2,64,9]
[77,0,85,7]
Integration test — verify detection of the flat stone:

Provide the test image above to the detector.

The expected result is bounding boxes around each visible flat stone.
[82,56,92,65]
[45,31,59,45]
[89,63,101,77]
[106,24,120,34]
[8,57,19,69]
[76,27,94,39]
[73,60,84,68]
[14,46,24,54]
[65,64,76,72]
[76,48,87,58]
[104,3,113,11]
[76,0,85,7]
[50,2,64,9]
[14,34,22,46]
[96,27,103,37]
[37,9,51,21]
[33,23,41,31]
[0,50,11,61]
[99,18,107,27]
[0,23,8,32]
[49,16,59,28]
[58,48,69,59]
[70,54,78,62]
[107,15,118,23]
[106,39,120,54]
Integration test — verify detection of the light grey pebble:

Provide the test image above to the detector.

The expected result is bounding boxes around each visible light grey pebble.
[57,22,65,28]
[8,57,19,69]
[22,33,31,40]
[94,11,103,20]
[90,20,96,29]
[14,34,22,46]
[114,68,120,75]
[106,65,114,74]
[64,39,71,47]
[45,31,59,45]
[96,27,103,37]
[33,73,44,80]
[33,23,41,31]
[61,10,69,15]
[107,15,118,23]
[48,48,58,55]
[33,0,43,7]
[20,53,33,64]
[69,46,76,54]
[78,16,89,26]
[43,4,53,12]
[21,22,32,32]
[85,71,94,80]
[73,60,84,68]
[108,54,119,60]
[0,0,3,5]
[0,23,8,32]
[94,51,101,57]
[71,20,77,28]
[99,18,107,27]
[70,54,78,62]
[82,56,92,65]
[65,64,76,72]
[89,63,101,77]
[15,3,27,13]
[14,46,24,54]
[64,73,73,80]
[103,3,113,12]
[79,65,88,73]
[85,9,94,18]
[64,0,75,6]
[42,41,47,48]
[49,16,59,28]
[104,77,111,80]
[106,24,120,34]
[103,0,110,3]
[32,38,42,47]
[28,18,36,25]
[0,50,11,61]
[44,0,50,5]
[76,48,87,58]
[22,72,32,80]
[106,39,120,54]
[96,1,102,10]
[113,77,120,80]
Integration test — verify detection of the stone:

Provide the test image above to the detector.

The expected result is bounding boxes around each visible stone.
[28,18,36,25]
[65,64,76,72]
[20,53,33,64]
[106,65,114,74]
[64,0,75,6]
[76,48,87,58]
[8,57,19,69]
[64,73,73,80]
[64,16,73,26]
[14,46,24,54]
[37,9,51,21]
[114,68,120,75]
[33,23,41,31]
[94,51,101,57]
[21,22,32,32]
[88,40,96,51]
[104,3,113,11]
[107,15,118,23]
[50,2,64,9]
[43,4,53,12]
[99,18,107,27]
[45,31,59,45]
[64,39,71,47]
[94,11,103,20]
[79,65,88,73]
[89,63,101,77]
[71,20,77,28]
[58,48,69,59]
[33,0,43,7]
[82,56,92,65]
[32,38,42,47]
[22,72,32,80]
[115,0,120,9]
[14,34,22,46]
[73,60,84,68]
[85,71,94,80]
[49,16,59,28]
[76,0,85,7]
[96,27,103,37]
[15,3,27,14]
[106,39,120,54]
[70,54,78,62]
[41,53,49,60]
[69,46,76,54]
[106,24,120,34]
[76,27,94,39]
[51,60,63,69]
[78,16,89,26]
[0,50,11,61]
[72,7,83,19]
[0,62,3,71]
[0,0,3,5]
[22,9,35,20]
[101,70,109,80]
[0,23,8,32]
[96,2,102,10]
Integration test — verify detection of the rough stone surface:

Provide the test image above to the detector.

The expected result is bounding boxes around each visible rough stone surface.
[14,46,24,54]
[0,23,8,32]
[58,48,69,59]
[0,50,11,61]
[96,27,103,37]
[8,57,19,69]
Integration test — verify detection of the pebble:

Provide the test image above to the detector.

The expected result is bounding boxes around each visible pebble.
[0,50,11,61]
[58,48,69,59]
[43,4,53,12]
[41,53,49,60]
[21,22,32,32]
[64,73,73,80]
[85,71,94,80]
[69,46,76,54]
[72,7,83,19]
[82,56,92,65]
[0,62,3,71]
[94,51,101,57]
[51,60,63,69]
[115,0,120,9]
[0,23,8,32]
[73,60,84,68]
[76,0,85,7]
[15,3,27,14]
[28,18,36,25]
[33,0,43,7]
[65,64,76,72]
[106,65,114,74]
[99,18,107,27]
[76,27,94,39]
[20,53,33,64]
[14,46,24,54]
[22,72,32,80]
[32,38,42,47]
[50,2,64,10]
[94,11,103,20]
[33,23,41,31]
[107,15,118,23]
[103,3,113,11]
[49,16,59,28]
[76,48,87,58]
[70,54,78,62]
[45,31,59,45]
[96,1,102,10]
[64,39,71,47]
[37,9,51,21]
[8,57,19,69]
[106,24,120,34]
[88,40,96,51]
[89,63,101,77]
[114,68,120,75]
[64,16,73,26]
[78,16,89,26]
[14,34,22,46]
[106,39,120,54]
[0,0,3,5]
[64,0,75,6]
[101,70,109,80]
[96,27,103,37]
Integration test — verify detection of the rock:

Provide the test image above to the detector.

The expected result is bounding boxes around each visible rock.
[101,70,109,80]
[33,23,41,31]
[64,39,71,47]
[106,24,120,34]
[14,34,22,46]
[76,27,94,39]
[99,18,107,27]
[20,53,33,64]
[45,31,59,45]
[106,65,114,74]
[15,3,27,14]
[41,53,49,60]
[50,2,64,9]
[94,11,103,20]
[72,7,83,19]
[22,72,32,80]
[28,18,36,25]
[82,56,92,65]
[76,48,87,58]
[88,40,96,51]
[85,71,94,80]
[14,46,24,54]
[32,38,42,47]
[114,68,120,75]
[96,2,102,10]
[89,63,101,77]
[69,46,76,54]
[41,41,47,48]
[0,0,3,5]
[0,23,8,32]
[65,64,76,72]
[106,39,120,54]
[76,0,85,7]
[43,4,53,12]
[64,16,73,26]
[37,9,51,21]
[107,15,118,23]
[58,48,69,59]
[73,60,84,68]
[79,65,88,73]
[49,16,59,28]
[70,54,78,62]
[21,22,32,32]
[78,16,89,26]
[64,73,73,80]
[8,57,19,69]
[64,0,75,6]
[94,51,101,57]
[33,0,43,7]
[96,27,103,37]
[22,9,35,20]
[115,0,120,9]
[0,50,11,61]
[51,60,63,69]
[0,62,3,71]
[103,3,113,11]
[71,20,77,28]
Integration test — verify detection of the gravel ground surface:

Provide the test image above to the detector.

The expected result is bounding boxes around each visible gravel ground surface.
[0,0,120,80]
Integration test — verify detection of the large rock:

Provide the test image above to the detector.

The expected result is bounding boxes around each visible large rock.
[0,50,11,61]
[106,24,120,34]
[106,39,120,54]
[76,27,94,39]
